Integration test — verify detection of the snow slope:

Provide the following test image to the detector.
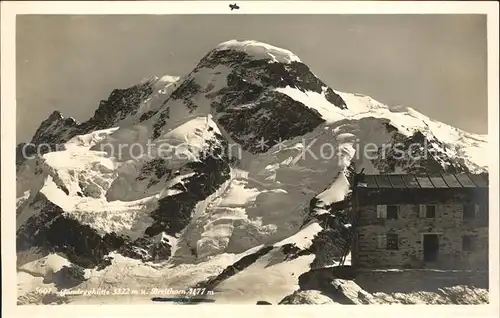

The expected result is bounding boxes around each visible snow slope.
[215,40,302,64]
[15,40,488,304]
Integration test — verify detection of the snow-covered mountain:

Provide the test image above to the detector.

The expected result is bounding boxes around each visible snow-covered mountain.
[16,40,488,305]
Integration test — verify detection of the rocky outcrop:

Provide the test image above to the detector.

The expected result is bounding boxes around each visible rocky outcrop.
[17,291,70,305]
[193,245,274,292]
[16,194,123,268]
[282,267,489,305]
[135,158,173,189]
[256,300,273,305]
[16,113,78,169]
[278,290,337,304]
[283,266,378,304]
[215,90,326,152]
[16,79,157,168]
[53,264,88,290]
[196,48,346,109]
[202,49,345,153]
[83,80,154,130]
[281,163,357,267]
[145,134,231,238]
[371,129,470,174]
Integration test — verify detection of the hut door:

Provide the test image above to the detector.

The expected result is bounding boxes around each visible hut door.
[423,234,439,262]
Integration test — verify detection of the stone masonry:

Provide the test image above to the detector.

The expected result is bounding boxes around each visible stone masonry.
[352,200,488,270]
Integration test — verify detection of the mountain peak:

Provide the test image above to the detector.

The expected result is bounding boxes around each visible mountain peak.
[143,39,348,151]
[214,39,302,64]
[47,110,63,121]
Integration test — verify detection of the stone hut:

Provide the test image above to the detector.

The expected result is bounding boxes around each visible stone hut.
[350,173,489,270]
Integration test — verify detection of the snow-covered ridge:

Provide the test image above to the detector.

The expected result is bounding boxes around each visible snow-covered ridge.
[336,92,488,172]
[271,86,487,173]
[158,75,181,83]
[215,39,302,64]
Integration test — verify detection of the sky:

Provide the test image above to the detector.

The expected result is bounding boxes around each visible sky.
[16,14,487,142]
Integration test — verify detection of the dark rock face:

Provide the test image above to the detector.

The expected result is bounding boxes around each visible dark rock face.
[285,212,351,269]
[151,107,170,139]
[279,243,309,261]
[82,80,154,131]
[371,130,470,174]
[136,158,173,189]
[278,290,337,305]
[200,49,346,153]
[16,194,124,268]
[16,113,79,169]
[145,134,232,238]
[118,235,172,262]
[306,217,351,269]
[146,77,202,139]
[296,269,357,304]
[169,78,201,113]
[139,110,157,123]
[281,164,357,268]
[16,80,156,167]
[29,111,78,146]
[17,198,171,267]
[16,142,37,167]
[256,300,272,305]
[196,49,346,109]
[194,245,274,291]
[216,91,326,152]
[53,264,88,290]
[41,293,70,305]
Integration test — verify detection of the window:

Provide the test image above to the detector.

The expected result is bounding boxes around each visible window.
[377,205,398,219]
[463,203,476,219]
[386,205,398,220]
[377,233,399,250]
[425,205,436,218]
[462,235,475,251]
[376,205,387,219]
[386,233,399,250]
[419,204,437,218]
